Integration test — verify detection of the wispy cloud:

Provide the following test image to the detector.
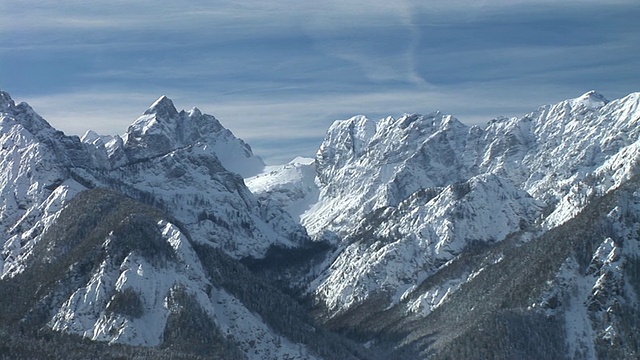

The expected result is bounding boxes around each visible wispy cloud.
[1,0,638,164]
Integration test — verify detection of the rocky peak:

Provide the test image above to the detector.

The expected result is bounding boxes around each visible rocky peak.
[574,90,608,109]
[0,91,16,113]
[0,90,55,137]
[143,95,179,118]
[319,116,376,159]
[81,130,103,145]
[118,96,264,177]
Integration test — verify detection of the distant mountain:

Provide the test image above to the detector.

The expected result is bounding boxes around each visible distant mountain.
[1,88,639,359]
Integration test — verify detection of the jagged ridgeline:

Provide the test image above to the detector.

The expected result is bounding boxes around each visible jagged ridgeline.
[247,90,640,359]
[2,88,640,359]
[0,90,372,359]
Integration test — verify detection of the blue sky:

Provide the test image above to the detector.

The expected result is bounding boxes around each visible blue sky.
[1,0,639,164]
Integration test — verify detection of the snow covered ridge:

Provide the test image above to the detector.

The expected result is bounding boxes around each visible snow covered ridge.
[245,156,318,222]
[0,89,308,278]
[301,90,640,237]
[2,87,640,358]
[247,90,640,317]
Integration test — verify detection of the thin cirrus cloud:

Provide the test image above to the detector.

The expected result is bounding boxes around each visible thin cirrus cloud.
[1,0,639,164]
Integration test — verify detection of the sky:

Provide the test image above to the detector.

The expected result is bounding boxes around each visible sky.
[1,0,639,164]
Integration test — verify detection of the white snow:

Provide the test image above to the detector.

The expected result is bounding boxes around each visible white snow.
[309,173,543,313]
[556,258,598,360]
[245,90,640,317]
[3,87,640,355]
[246,156,319,221]
[48,219,318,358]
[0,89,318,356]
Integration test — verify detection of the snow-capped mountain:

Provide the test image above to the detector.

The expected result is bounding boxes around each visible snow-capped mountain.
[113,95,265,177]
[0,188,369,359]
[0,90,305,278]
[0,90,373,359]
[2,88,639,359]
[309,173,544,314]
[271,91,639,238]
[307,112,471,237]
[331,177,640,359]
[0,92,99,278]
[249,90,640,358]
[246,156,318,222]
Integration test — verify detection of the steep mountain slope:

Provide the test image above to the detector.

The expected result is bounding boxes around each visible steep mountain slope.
[0,89,369,358]
[309,174,543,314]
[0,189,372,359]
[101,96,305,260]
[306,112,471,237]
[100,137,306,260]
[249,91,640,358]
[0,91,99,277]
[290,91,639,238]
[0,90,306,279]
[322,176,640,359]
[479,91,640,227]
[251,91,638,234]
[259,91,639,310]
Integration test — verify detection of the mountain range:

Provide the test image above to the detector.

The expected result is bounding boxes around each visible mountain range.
[0,88,638,359]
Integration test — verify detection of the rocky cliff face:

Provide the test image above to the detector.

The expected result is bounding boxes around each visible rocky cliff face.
[116,95,265,178]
